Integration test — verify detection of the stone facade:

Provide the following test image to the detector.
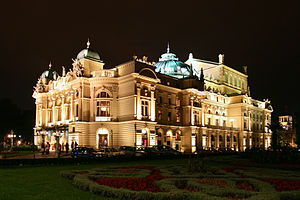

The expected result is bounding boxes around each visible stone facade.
[33,42,273,152]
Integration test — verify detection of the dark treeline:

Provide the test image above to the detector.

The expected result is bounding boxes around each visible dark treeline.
[0,98,34,142]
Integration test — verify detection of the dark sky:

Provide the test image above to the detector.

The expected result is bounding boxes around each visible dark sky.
[0,0,299,115]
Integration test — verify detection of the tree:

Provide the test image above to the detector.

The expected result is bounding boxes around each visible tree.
[295,111,300,148]
[267,114,282,150]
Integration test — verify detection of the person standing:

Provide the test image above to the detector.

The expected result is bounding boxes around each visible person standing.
[45,142,50,155]
[71,141,74,150]
[41,142,45,155]
[65,142,69,154]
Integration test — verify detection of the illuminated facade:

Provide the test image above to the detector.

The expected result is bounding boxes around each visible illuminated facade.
[33,41,273,152]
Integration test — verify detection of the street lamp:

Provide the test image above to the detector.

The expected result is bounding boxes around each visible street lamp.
[7,130,16,150]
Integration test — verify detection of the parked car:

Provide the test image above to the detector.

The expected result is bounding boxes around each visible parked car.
[119,146,137,157]
[152,145,181,156]
[138,147,162,156]
[71,147,102,158]
[98,147,120,157]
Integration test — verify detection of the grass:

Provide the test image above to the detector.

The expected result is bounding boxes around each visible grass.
[1,155,300,200]
[0,158,185,200]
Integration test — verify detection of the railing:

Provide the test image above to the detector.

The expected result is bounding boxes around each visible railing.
[92,70,117,78]
[206,125,239,131]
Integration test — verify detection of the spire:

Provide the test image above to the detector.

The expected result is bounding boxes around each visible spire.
[87,38,90,49]
[49,61,52,69]
[167,42,170,53]
[200,68,204,82]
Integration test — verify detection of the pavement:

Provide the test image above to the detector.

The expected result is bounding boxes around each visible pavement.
[1,152,71,159]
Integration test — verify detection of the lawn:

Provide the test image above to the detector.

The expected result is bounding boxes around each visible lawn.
[1,155,300,200]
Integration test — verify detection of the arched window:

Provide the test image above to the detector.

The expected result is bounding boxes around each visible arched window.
[97,92,110,98]
[96,91,112,121]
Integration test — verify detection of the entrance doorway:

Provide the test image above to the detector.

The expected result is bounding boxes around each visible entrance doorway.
[97,128,109,149]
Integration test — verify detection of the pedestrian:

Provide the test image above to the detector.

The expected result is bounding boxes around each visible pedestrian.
[71,141,74,150]
[75,141,78,148]
[65,142,69,154]
[41,142,45,155]
[46,142,50,155]
[61,142,65,153]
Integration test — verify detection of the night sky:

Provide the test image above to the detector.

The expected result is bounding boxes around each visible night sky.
[1,0,299,115]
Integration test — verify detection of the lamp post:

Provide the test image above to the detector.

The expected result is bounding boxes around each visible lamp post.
[7,130,16,150]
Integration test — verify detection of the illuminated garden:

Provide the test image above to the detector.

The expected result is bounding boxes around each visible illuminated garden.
[1,155,300,200]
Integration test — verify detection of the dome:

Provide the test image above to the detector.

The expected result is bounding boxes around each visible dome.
[76,48,101,62]
[155,45,192,79]
[40,63,59,81]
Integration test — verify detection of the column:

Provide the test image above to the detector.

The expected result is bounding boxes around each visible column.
[150,86,155,121]
[52,97,56,124]
[190,96,194,125]
[90,87,94,121]
[35,102,39,127]
[61,95,65,122]
[216,132,219,149]
[45,99,48,126]
[79,86,82,121]
[70,91,74,121]
[136,82,142,120]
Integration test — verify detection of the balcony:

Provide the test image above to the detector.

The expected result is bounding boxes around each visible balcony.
[206,124,239,131]
[92,70,117,78]
[95,116,111,122]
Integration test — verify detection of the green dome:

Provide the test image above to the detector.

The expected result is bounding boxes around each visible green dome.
[155,45,192,79]
[40,63,59,81]
[77,48,101,62]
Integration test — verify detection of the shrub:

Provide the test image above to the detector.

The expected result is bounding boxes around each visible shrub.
[11,145,38,151]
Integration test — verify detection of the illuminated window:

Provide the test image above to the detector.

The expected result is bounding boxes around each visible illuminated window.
[141,100,149,116]
[176,113,180,122]
[176,98,180,106]
[158,110,162,120]
[97,101,110,117]
[168,112,171,121]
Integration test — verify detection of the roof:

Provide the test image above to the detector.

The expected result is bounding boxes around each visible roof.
[155,45,193,79]
[77,48,102,62]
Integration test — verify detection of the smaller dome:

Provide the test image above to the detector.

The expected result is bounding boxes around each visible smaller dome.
[77,48,101,62]
[40,63,59,81]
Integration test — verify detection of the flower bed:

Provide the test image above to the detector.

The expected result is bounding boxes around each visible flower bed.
[92,166,164,192]
[260,178,300,192]
[61,164,300,200]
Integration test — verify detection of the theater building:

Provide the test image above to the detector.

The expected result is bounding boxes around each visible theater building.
[33,41,273,152]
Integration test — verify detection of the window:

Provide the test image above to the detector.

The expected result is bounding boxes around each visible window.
[229,75,233,85]
[158,110,162,120]
[194,112,199,125]
[238,79,241,88]
[216,119,219,126]
[176,113,180,122]
[168,97,171,105]
[168,112,171,121]
[96,101,110,117]
[176,98,180,106]
[225,73,228,83]
[75,103,79,119]
[223,120,226,127]
[234,77,237,86]
[97,92,110,98]
[141,100,149,116]
[244,121,247,129]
